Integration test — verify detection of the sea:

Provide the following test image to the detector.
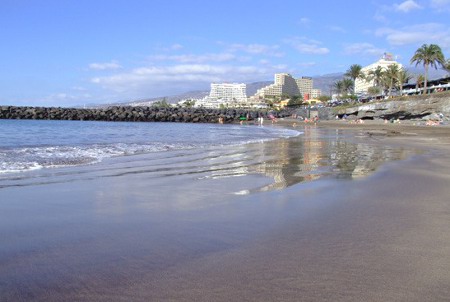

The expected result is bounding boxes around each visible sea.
[0,119,300,176]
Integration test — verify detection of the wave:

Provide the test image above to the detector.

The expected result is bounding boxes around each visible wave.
[0,126,302,174]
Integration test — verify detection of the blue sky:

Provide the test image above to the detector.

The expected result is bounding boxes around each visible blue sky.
[1,0,449,106]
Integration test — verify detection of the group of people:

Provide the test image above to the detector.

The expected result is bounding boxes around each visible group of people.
[304,116,319,124]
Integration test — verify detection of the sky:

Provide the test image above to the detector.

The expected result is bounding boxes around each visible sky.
[1,0,449,107]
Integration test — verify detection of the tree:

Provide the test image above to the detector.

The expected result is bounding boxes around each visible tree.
[444,59,450,73]
[366,66,385,89]
[318,95,331,102]
[345,64,364,94]
[287,95,303,107]
[341,78,354,95]
[410,44,446,94]
[334,79,353,98]
[415,74,425,92]
[183,99,196,108]
[334,80,344,96]
[396,69,412,96]
[152,97,171,108]
[383,64,401,98]
[367,86,381,99]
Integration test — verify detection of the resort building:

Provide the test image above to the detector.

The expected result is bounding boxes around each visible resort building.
[296,77,313,96]
[254,73,320,100]
[209,83,247,102]
[355,53,403,94]
[255,73,300,98]
[194,82,248,108]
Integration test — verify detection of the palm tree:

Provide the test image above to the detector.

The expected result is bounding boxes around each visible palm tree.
[368,86,381,99]
[345,64,364,94]
[396,69,412,96]
[341,78,354,95]
[367,66,385,89]
[410,44,446,94]
[334,80,344,97]
[382,64,401,98]
[444,59,450,73]
[415,74,425,93]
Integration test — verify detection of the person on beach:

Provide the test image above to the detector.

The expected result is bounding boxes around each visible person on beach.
[268,114,277,123]
[313,116,319,124]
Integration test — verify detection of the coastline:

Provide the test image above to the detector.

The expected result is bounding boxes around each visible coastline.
[1,120,450,301]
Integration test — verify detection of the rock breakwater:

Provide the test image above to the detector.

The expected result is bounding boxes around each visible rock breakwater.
[0,106,289,123]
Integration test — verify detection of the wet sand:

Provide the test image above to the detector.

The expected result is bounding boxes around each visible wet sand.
[1,121,450,301]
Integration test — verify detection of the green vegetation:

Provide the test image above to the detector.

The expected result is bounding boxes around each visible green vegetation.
[287,95,303,107]
[333,78,354,98]
[152,97,171,108]
[344,64,364,94]
[317,95,331,102]
[410,44,446,94]
[182,99,196,108]
[444,59,450,73]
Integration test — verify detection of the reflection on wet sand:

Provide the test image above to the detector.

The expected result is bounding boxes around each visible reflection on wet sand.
[207,126,415,192]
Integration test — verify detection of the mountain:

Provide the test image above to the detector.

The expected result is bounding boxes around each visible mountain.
[246,81,273,96]
[311,73,344,95]
[127,90,210,106]
[102,81,274,107]
[404,66,448,82]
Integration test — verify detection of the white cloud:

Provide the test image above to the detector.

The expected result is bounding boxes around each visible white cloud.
[329,26,347,33]
[91,63,286,96]
[88,61,122,70]
[149,53,236,63]
[170,43,183,50]
[395,0,422,12]
[343,43,385,57]
[298,18,310,26]
[431,0,450,11]
[298,62,317,68]
[228,43,284,57]
[285,37,330,55]
[376,23,450,49]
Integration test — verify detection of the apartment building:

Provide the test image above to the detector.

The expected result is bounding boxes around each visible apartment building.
[296,77,313,96]
[256,73,300,98]
[255,73,319,99]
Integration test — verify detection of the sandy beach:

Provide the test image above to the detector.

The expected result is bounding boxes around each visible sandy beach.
[1,121,450,301]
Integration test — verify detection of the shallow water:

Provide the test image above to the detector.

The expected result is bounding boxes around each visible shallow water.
[0,119,299,174]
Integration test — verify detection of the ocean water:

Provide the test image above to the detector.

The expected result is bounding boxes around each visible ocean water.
[0,119,300,175]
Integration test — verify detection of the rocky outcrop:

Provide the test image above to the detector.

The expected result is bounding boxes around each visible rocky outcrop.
[0,106,290,123]
[335,92,450,120]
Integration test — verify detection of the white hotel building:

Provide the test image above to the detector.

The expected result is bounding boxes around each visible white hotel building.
[355,54,403,94]
[195,83,248,108]
[209,83,247,102]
